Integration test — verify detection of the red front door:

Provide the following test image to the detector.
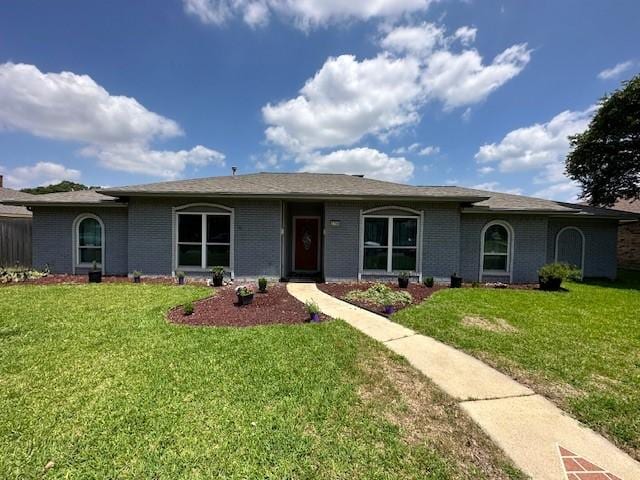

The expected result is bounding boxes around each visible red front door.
[294,218,319,271]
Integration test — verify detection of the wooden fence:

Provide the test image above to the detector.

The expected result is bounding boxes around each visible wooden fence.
[0,217,32,267]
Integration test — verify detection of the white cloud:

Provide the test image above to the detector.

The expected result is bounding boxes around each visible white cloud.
[380,23,445,57]
[474,107,595,202]
[475,106,595,172]
[471,181,498,191]
[263,54,423,151]
[478,165,494,175]
[251,150,283,170]
[470,181,522,195]
[418,145,439,156]
[453,26,477,46]
[0,62,225,179]
[533,182,580,202]
[0,63,180,145]
[264,24,530,153]
[183,0,433,29]
[298,147,414,183]
[2,162,81,189]
[81,144,225,179]
[422,44,531,110]
[598,60,635,80]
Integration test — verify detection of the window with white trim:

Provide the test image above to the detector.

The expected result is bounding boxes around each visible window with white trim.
[363,216,418,272]
[76,216,103,265]
[177,213,231,268]
[482,222,511,273]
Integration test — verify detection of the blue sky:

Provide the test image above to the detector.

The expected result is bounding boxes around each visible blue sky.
[0,0,639,200]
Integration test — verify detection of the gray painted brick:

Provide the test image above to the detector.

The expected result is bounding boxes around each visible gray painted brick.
[547,219,618,278]
[460,214,548,283]
[32,207,128,275]
[127,197,281,277]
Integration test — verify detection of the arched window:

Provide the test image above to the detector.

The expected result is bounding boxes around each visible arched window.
[481,221,513,276]
[555,226,585,274]
[74,214,104,271]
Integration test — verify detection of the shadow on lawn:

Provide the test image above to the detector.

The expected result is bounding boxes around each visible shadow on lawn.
[581,269,640,291]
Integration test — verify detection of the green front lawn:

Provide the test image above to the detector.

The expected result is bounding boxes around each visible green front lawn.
[0,284,521,479]
[394,271,640,459]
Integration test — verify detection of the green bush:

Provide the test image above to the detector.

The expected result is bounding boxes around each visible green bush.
[423,276,434,288]
[258,277,268,292]
[538,262,582,282]
[183,301,194,316]
[345,283,412,307]
[305,300,321,314]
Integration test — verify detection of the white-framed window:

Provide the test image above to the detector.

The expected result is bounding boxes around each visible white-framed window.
[73,214,105,272]
[480,220,513,277]
[173,204,234,273]
[361,208,421,273]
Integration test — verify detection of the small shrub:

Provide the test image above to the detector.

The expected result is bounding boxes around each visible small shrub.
[176,271,185,279]
[91,260,99,271]
[0,266,47,284]
[183,302,194,316]
[398,271,410,279]
[305,300,321,314]
[132,270,142,277]
[258,277,268,292]
[345,283,412,307]
[538,262,581,282]
[471,281,480,288]
[211,266,225,278]
[235,285,254,297]
[423,276,434,288]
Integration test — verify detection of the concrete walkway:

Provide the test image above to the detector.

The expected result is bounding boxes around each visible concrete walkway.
[288,283,640,480]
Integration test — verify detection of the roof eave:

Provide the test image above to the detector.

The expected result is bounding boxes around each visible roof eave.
[97,190,490,202]
[3,201,127,208]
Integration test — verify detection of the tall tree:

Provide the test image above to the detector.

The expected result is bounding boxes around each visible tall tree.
[566,74,640,206]
[21,180,100,195]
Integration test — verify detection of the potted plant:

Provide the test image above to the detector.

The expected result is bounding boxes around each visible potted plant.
[305,300,321,322]
[397,271,410,288]
[132,270,142,283]
[88,260,102,283]
[538,262,580,291]
[450,272,462,288]
[176,271,185,285]
[423,276,434,288]
[235,285,254,305]
[211,266,225,287]
[258,277,268,293]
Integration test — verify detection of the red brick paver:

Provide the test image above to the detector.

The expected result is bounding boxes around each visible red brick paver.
[559,445,625,480]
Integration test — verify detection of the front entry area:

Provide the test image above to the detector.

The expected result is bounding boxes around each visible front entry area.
[293,217,320,272]
[282,202,324,280]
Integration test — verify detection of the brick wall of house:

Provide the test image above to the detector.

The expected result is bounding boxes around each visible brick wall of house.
[618,222,640,270]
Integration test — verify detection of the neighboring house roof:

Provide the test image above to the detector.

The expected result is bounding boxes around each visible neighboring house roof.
[99,172,490,201]
[2,189,126,207]
[0,187,34,218]
[5,172,635,221]
[613,198,640,214]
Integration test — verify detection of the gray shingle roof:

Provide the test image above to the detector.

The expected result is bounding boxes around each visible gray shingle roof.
[99,173,489,200]
[0,187,34,217]
[2,189,124,207]
[5,173,634,221]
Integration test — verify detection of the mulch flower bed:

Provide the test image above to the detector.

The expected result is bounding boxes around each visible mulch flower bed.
[168,283,331,327]
[317,281,442,316]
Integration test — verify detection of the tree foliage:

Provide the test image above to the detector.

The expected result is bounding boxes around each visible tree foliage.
[21,180,100,195]
[566,74,640,206]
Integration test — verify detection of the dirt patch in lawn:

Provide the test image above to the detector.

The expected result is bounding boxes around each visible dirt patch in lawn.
[168,283,331,327]
[358,350,523,479]
[461,315,518,333]
[317,281,441,315]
